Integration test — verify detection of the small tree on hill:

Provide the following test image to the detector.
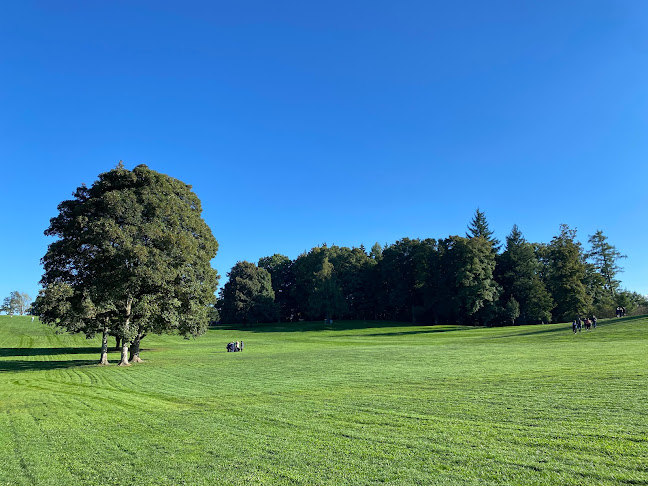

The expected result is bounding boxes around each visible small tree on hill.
[2,291,32,316]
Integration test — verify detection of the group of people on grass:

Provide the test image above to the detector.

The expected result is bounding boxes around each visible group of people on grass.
[226,340,244,352]
[572,316,597,333]
[615,306,627,318]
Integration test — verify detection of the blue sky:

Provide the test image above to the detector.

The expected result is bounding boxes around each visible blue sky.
[1,0,647,303]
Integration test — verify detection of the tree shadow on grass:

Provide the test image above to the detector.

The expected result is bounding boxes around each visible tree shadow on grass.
[0,359,98,372]
[347,327,470,338]
[212,320,451,333]
[610,314,647,323]
[0,347,98,357]
[490,316,643,339]
[491,326,570,339]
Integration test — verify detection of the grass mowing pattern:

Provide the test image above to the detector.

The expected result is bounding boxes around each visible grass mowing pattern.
[0,315,647,485]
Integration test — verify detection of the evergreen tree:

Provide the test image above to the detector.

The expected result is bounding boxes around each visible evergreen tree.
[495,225,553,324]
[466,208,500,251]
[437,235,499,325]
[380,238,426,322]
[503,295,520,326]
[587,230,626,297]
[328,246,373,319]
[413,238,439,324]
[369,242,383,260]
[307,256,346,322]
[258,253,297,322]
[545,224,590,323]
[220,261,277,325]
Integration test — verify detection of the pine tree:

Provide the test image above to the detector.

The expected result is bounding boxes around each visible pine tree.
[466,208,500,251]
[496,225,553,324]
[545,224,590,323]
[587,230,626,297]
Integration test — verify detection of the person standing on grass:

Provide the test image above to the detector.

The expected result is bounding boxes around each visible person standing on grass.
[592,315,597,328]
[240,340,244,352]
[572,320,577,334]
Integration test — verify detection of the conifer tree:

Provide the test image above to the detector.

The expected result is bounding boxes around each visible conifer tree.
[307,256,346,321]
[437,235,499,325]
[258,254,296,322]
[545,224,590,323]
[587,230,626,297]
[496,225,553,324]
[466,208,500,251]
[220,261,277,325]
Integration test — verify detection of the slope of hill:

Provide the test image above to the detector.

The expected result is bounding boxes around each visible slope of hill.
[1,315,646,485]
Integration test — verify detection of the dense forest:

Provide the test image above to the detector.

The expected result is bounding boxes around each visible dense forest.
[218,210,647,326]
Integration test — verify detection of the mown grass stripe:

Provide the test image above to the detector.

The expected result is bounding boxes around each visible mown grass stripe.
[0,315,647,485]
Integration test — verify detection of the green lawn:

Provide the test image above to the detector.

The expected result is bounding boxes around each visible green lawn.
[0,315,646,485]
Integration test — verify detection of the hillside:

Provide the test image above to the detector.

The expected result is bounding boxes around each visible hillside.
[0,315,646,485]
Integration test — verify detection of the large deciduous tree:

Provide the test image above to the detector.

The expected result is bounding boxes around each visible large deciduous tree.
[37,163,219,365]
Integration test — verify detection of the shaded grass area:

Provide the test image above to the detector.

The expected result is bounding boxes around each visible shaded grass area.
[0,315,647,485]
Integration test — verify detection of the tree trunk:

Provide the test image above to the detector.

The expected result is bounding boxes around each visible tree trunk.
[118,340,130,366]
[98,323,110,366]
[115,336,121,351]
[117,297,132,367]
[129,333,145,363]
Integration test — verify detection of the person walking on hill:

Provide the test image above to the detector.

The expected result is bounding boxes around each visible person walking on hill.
[592,315,597,328]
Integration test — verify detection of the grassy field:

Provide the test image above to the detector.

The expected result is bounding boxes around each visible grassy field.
[0,315,646,485]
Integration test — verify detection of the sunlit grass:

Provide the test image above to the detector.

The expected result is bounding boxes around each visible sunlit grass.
[0,315,646,485]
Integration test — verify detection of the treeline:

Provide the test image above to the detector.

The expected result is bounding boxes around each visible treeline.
[219,210,646,326]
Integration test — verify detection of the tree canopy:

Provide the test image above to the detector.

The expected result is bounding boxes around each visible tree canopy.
[1,291,31,316]
[219,210,641,326]
[219,261,277,325]
[36,164,219,365]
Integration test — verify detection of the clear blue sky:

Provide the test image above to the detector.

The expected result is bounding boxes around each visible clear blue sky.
[1,0,647,303]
